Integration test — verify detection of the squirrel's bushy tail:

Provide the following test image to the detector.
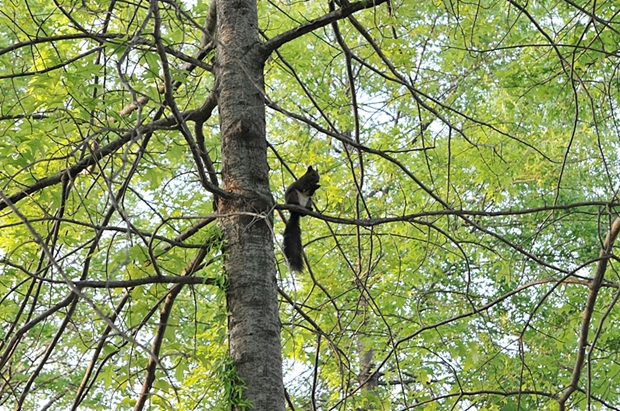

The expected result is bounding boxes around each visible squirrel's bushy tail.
[283,212,303,271]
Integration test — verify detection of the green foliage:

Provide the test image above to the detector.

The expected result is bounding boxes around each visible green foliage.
[1,0,620,409]
[219,355,253,411]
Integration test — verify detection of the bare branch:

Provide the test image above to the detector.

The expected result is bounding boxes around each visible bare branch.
[558,216,620,409]
[262,0,388,56]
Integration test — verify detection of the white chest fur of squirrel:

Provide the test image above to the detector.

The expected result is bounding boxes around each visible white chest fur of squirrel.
[283,166,320,271]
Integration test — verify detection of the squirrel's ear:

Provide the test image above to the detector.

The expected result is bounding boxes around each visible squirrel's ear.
[307,166,313,171]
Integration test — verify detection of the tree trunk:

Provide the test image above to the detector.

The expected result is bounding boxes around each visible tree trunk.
[215,0,284,410]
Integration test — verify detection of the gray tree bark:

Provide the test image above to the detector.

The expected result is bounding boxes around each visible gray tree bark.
[215,0,284,410]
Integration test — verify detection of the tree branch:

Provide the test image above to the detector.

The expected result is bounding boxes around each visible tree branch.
[133,232,211,411]
[558,216,620,409]
[0,107,235,212]
[0,33,121,57]
[262,0,388,56]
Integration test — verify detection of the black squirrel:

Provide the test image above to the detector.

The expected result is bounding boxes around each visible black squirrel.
[283,166,320,271]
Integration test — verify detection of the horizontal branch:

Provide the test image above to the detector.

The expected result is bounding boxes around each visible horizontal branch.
[276,201,620,227]
[0,257,217,288]
[0,47,102,80]
[74,275,215,289]
[0,33,122,57]
[0,111,53,121]
[13,273,215,289]
[409,389,559,408]
[262,0,388,56]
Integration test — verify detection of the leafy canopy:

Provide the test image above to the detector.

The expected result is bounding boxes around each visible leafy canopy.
[1,0,620,409]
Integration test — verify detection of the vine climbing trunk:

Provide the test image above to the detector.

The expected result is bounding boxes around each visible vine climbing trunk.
[215,0,284,410]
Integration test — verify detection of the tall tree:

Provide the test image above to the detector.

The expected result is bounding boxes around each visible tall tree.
[216,0,283,409]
